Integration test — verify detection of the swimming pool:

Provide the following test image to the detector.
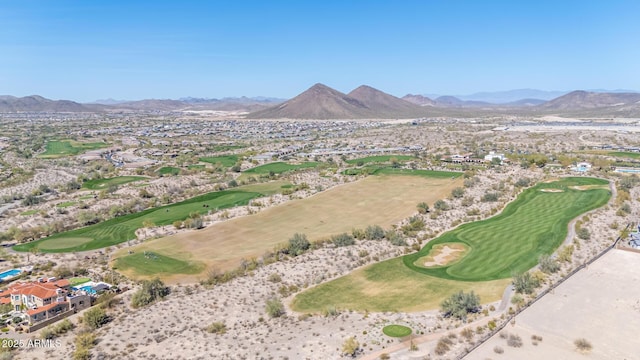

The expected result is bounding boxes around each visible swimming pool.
[614,168,640,174]
[0,269,21,280]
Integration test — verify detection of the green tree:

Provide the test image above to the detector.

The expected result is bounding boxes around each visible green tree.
[83,307,109,329]
[440,291,480,321]
[512,272,540,294]
[131,278,170,308]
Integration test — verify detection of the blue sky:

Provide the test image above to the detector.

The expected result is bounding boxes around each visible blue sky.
[1,1,638,101]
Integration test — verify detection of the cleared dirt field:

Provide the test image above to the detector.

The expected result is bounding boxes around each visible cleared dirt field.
[114,174,462,283]
[467,249,640,360]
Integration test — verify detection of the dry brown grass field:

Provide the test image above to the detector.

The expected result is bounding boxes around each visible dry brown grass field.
[113,174,462,283]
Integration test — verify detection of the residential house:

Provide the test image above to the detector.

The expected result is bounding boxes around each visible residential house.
[0,279,90,324]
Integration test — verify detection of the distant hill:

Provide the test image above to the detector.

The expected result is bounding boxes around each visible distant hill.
[0,95,93,112]
[458,89,569,103]
[247,83,427,119]
[434,96,491,107]
[347,85,425,118]
[247,83,375,119]
[402,94,436,106]
[539,91,640,110]
[504,98,546,106]
[114,99,188,111]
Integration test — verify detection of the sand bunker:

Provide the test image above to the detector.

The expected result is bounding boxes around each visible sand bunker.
[540,188,564,193]
[419,243,468,267]
[569,185,608,191]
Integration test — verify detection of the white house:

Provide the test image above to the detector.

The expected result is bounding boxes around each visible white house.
[484,151,505,162]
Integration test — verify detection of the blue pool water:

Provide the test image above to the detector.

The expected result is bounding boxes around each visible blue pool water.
[0,269,21,279]
[75,285,96,294]
[614,168,640,174]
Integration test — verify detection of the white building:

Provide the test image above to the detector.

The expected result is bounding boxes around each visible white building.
[484,151,505,162]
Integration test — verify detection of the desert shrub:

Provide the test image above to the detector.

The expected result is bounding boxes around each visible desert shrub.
[434,199,449,211]
[265,297,285,318]
[72,332,96,360]
[434,337,451,355]
[515,177,531,187]
[385,230,407,246]
[83,307,109,329]
[416,202,430,214]
[322,305,339,317]
[513,271,540,294]
[619,176,639,190]
[441,290,480,320]
[206,321,227,334]
[481,192,499,202]
[460,327,474,341]
[401,215,425,235]
[558,244,574,262]
[494,345,504,354]
[620,202,632,214]
[342,336,360,357]
[574,338,592,352]
[451,187,465,198]
[539,254,560,274]
[268,273,282,283]
[507,333,523,347]
[365,225,385,240]
[331,233,355,247]
[577,227,591,240]
[131,278,170,308]
[379,354,390,360]
[287,233,310,256]
[352,228,365,240]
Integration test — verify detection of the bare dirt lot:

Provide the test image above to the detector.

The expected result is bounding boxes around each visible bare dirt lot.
[115,174,463,283]
[466,249,640,360]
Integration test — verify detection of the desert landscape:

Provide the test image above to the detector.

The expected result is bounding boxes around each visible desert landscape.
[1,2,640,359]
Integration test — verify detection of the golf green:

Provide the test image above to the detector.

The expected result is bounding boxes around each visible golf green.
[403,177,610,281]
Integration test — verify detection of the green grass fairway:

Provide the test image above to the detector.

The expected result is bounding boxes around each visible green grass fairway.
[37,237,94,250]
[383,325,412,337]
[404,177,610,281]
[113,252,204,277]
[20,210,39,216]
[56,201,77,208]
[82,176,147,190]
[39,140,109,159]
[292,177,610,313]
[344,166,462,179]
[115,175,462,283]
[13,181,286,253]
[158,166,181,176]
[199,155,238,167]
[69,277,91,286]
[188,164,205,170]
[346,155,414,165]
[243,162,319,175]
[608,151,640,159]
[291,257,510,313]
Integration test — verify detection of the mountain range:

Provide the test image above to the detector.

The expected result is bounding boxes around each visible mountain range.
[1,87,639,117]
[246,84,425,119]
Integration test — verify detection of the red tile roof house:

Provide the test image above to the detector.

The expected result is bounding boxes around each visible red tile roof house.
[0,279,90,325]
